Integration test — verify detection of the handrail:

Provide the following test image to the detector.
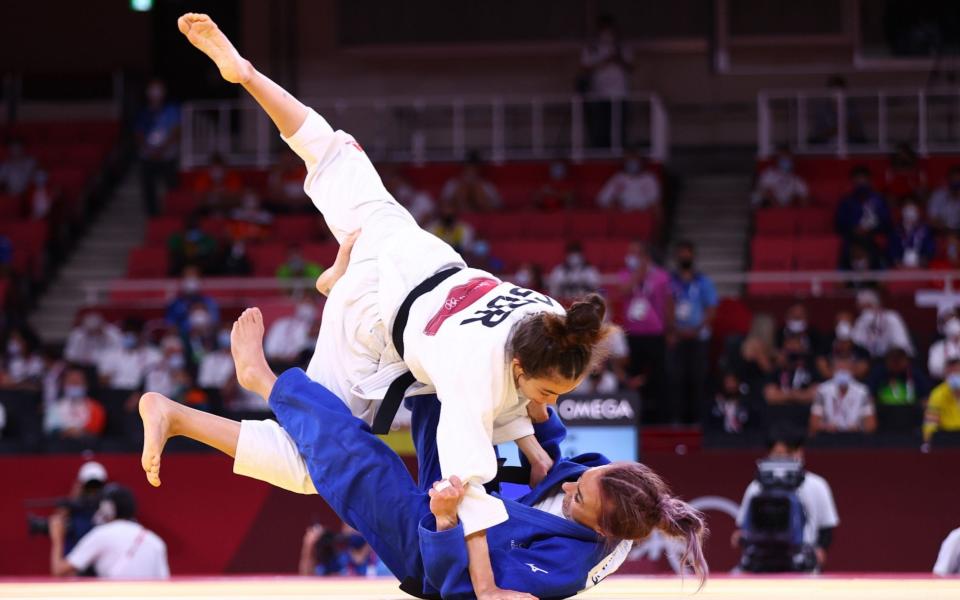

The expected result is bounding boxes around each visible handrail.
[181,91,668,169]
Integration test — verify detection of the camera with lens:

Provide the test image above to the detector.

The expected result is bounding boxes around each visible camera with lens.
[738,458,817,573]
[26,495,102,537]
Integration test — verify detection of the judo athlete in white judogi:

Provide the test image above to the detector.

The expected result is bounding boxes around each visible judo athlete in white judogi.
[176,13,614,599]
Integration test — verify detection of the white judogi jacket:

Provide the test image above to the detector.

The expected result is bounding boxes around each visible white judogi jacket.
[284,109,566,536]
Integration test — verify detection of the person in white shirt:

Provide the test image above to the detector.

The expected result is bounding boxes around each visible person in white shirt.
[929,311,960,381]
[850,289,914,359]
[580,15,633,149]
[810,354,877,435]
[49,483,169,579]
[264,300,318,363]
[4,329,45,386]
[752,148,809,208]
[934,527,960,575]
[596,152,661,217]
[733,427,839,570]
[176,15,616,597]
[64,313,124,368]
[144,335,189,398]
[928,166,960,231]
[98,329,164,391]
[548,242,601,301]
[198,328,236,389]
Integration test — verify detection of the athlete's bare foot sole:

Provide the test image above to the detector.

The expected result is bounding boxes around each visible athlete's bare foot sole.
[139,392,178,487]
[231,308,276,400]
[177,13,253,84]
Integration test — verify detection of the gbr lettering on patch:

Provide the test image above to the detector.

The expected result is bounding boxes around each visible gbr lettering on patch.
[460,287,556,328]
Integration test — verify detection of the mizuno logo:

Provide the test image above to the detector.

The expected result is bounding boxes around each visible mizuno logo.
[526,563,548,574]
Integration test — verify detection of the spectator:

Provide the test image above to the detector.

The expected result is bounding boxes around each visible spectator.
[226,189,273,243]
[64,313,123,368]
[383,166,435,224]
[618,241,672,415]
[816,314,871,381]
[184,304,217,366]
[440,152,501,212]
[299,523,384,577]
[62,462,108,554]
[574,323,629,395]
[934,527,960,576]
[579,14,633,149]
[222,241,253,276]
[143,335,189,399]
[276,244,324,281]
[134,78,180,216]
[168,217,219,275]
[775,303,822,357]
[668,240,719,424]
[548,241,601,301]
[851,289,914,359]
[707,371,760,435]
[927,166,960,231]
[533,160,578,212]
[29,169,55,220]
[0,138,37,195]
[192,153,243,215]
[513,262,546,293]
[884,142,926,202]
[752,147,809,208]
[733,426,839,570]
[44,368,106,441]
[96,324,162,391]
[165,267,220,338]
[3,327,45,387]
[888,199,935,268]
[264,300,318,364]
[266,148,309,213]
[869,345,930,407]
[930,231,960,271]
[596,151,662,220]
[764,333,818,405]
[923,357,960,445]
[810,354,877,435]
[427,204,475,255]
[836,166,891,269]
[198,328,235,390]
[929,312,960,381]
[49,484,169,579]
[737,315,779,387]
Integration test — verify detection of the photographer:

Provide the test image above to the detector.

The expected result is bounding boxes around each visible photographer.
[27,461,109,555]
[732,427,839,572]
[48,483,169,579]
[299,523,383,577]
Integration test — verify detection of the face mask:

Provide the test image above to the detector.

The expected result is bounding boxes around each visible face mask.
[625,254,641,271]
[7,339,22,356]
[168,354,186,370]
[949,374,960,392]
[786,319,806,333]
[182,278,201,294]
[946,318,960,339]
[189,310,211,329]
[902,205,919,226]
[295,304,316,322]
[835,321,852,340]
[217,330,231,350]
[834,369,852,387]
[624,160,641,175]
[567,252,585,268]
[122,333,138,350]
[778,158,793,172]
[64,385,86,399]
[515,269,532,287]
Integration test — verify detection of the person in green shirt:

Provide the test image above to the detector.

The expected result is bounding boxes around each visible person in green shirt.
[276,244,324,281]
[869,345,930,406]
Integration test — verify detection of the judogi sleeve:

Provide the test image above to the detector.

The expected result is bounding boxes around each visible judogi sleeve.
[233,419,318,495]
[280,109,338,173]
[934,529,960,576]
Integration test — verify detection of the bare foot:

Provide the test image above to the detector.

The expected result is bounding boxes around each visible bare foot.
[316,229,360,296]
[139,392,179,487]
[231,308,276,400]
[177,13,253,84]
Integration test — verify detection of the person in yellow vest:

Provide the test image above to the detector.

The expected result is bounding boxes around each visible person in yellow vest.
[924,357,960,445]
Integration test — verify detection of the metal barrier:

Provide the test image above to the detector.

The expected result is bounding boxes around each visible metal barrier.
[757,87,960,158]
[180,92,668,168]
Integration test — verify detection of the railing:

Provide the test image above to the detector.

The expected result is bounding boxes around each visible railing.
[82,277,318,307]
[180,92,668,168]
[757,87,960,159]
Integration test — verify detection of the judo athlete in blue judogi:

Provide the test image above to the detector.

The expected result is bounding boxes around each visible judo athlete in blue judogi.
[139,309,707,599]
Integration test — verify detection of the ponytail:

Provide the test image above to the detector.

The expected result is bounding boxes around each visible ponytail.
[658,496,709,590]
[513,293,613,380]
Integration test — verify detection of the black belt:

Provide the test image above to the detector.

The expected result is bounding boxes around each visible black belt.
[371,267,462,435]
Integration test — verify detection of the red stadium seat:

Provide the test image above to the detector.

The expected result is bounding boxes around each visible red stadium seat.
[302,242,339,268]
[126,246,169,278]
[247,243,288,276]
[796,207,834,236]
[754,208,798,236]
[751,238,794,270]
[491,240,566,272]
[609,211,654,239]
[272,215,321,243]
[145,217,184,246]
[794,236,840,270]
[0,194,24,220]
[566,210,610,239]
[163,189,199,216]
[582,239,631,271]
[466,213,525,239]
[521,212,568,239]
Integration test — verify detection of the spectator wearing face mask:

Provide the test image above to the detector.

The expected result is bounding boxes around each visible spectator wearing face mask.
[534,161,579,212]
[929,312,960,381]
[868,345,930,407]
[3,328,45,388]
[0,138,37,196]
[548,241,601,301]
[222,240,252,276]
[227,189,274,243]
[264,301,319,364]
[44,369,106,441]
[764,333,819,405]
[752,147,809,208]
[816,314,871,381]
[192,153,243,215]
[928,166,960,232]
[198,328,235,390]
[96,324,163,391]
[850,289,914,359]
[168,218,219,276]
[888,199,935,268]
[836,166,891,268]
[775,303,822,357]
[596,151,661,218]
[143,335,189,399]
[512,262,546,293]
[184,304,216,366]
[165,268,220,338]
[810,354,877,435]
[923,357,960,444]
[64,313,123,368]
[579,14,633,149]
[618,241,672,414]
[707,371,760,435]
[135,78,180,216]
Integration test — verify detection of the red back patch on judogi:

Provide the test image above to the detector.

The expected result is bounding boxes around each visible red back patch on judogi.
[424,277,499,336]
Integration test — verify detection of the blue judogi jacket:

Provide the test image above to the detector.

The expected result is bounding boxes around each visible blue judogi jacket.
[269,369,630,600]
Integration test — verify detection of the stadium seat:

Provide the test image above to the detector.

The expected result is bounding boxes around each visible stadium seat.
[582,239,631,271]
[609,211,654,239]
[794,236,840,270]
[521,212,568,239]
[163,189,199,216]
[754,208,798,236]
[272,215,321,243]
[796,207,834,235]
[0,194,24,220]
[566,210,610,238]
[146,217,184,246]
[750,238,794,270]
[302,242,339,268]
[491,240,566,272]
[247,243,288,276]
[126,246,169,278]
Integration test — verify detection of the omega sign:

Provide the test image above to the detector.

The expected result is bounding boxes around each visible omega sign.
[556,394,638,425]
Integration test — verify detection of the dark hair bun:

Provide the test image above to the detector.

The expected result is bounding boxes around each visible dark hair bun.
[564,293,606,345]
